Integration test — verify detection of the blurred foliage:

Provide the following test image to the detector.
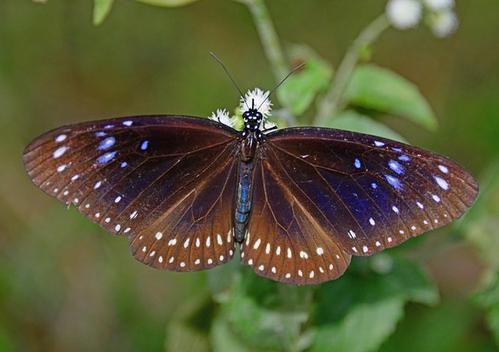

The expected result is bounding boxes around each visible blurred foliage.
[1,0,498,351]
[277,50,333,116]
[93,0,114,25]
[344,64,437,131]
[327,110,407,142]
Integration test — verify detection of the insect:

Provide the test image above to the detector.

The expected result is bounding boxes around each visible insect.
[23,86,478,285]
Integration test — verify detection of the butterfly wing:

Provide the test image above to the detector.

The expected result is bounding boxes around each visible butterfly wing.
[23,115,240,271]
[241,156,352,285]
[242,127,478,284]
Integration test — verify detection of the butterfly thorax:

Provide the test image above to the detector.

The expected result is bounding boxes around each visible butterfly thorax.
[240,105,264,161]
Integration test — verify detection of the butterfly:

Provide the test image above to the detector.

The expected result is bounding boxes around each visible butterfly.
[23,88,478,285]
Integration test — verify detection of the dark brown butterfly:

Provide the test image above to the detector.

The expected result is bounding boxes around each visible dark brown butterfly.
[23,94,478,284]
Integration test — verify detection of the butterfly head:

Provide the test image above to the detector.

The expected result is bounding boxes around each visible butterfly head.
[242,99,263,133]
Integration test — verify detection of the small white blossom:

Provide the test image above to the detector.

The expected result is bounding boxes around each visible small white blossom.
[240,88,272,118]
[423,0,454,11]
[386,0,422,29]
[262,120,277,131]
[430,9,458,37]
[209,108,235,128]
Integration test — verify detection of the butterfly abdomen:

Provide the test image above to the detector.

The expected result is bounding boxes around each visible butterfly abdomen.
[234,160,255,243]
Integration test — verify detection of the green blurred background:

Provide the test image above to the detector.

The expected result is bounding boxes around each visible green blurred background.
[1,0,498,351]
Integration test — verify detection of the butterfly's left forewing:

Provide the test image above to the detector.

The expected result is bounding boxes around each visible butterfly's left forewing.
[23,115,239,271]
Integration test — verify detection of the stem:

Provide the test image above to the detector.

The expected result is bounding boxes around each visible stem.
[239,0,297,125]
[316,14,390,126]
[240,0,288,81]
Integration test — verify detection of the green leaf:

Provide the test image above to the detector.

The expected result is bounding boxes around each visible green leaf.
[211,315,250,352]
[218,271,312,351]
[93,0,114,26]
[380,300,484,352]
[311,298,404,352]
[314,256,438,325]
[277,55,333,115]
[344,64,437,131]
[136,0,200,7]
[166,297,214,352]
[459,161,499,268]
[487,306,499,347]
[168,321,210,352]
[327,110,408,143]
[474,271,499,346]
[311,257,438,352]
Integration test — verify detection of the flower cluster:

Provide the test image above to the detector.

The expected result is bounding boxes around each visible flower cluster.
[209,88,275,130]
[239,88,272,119]
[209,108,235,128]
[386,0,458,38]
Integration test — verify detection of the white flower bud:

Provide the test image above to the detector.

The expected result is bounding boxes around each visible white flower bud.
[386,0,422,29]
[431,9,458,38]
[423,0,455,11]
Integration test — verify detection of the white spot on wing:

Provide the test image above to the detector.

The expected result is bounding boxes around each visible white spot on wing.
[253,238,261,250]
[388,160,405,175]
[97,151,117,164]
[385,174,402,190]
[97,137,116,150]
[438,165,449,174]
[55,134,67,143]
[433,175,449,190]
[354,158,361,169]
[53,146,68,159]
[140,140,149,151]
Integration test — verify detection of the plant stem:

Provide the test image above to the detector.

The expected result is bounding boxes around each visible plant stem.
[316,14,390,126]
[240,0,288,81]
[239,0,297,125]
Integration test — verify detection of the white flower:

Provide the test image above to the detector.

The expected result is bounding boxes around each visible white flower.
[386,0,422,29]
[430,9,458,37]
[240,88,272,118]
[262,119,277,131]
[209,108,235,128]
[423,0,454,11]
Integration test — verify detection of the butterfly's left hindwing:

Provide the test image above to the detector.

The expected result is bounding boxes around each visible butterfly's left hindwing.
[23,115,239,272]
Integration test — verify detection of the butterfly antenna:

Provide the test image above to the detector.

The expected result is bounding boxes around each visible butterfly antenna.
[209,52,250,110]
[257,62,305,111]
